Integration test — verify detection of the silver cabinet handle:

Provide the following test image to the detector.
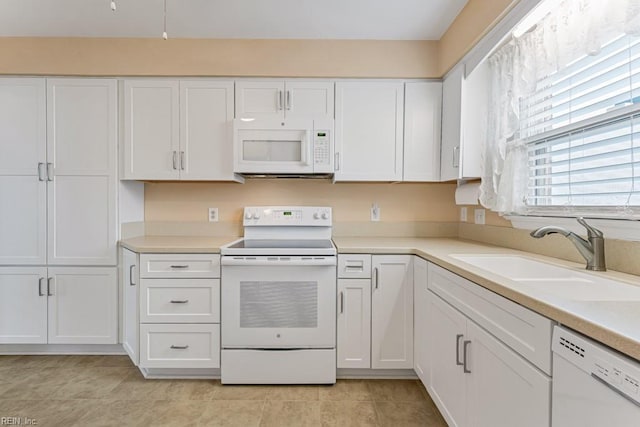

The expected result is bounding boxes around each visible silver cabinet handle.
[170,265,189,269]
[286,90,291,110]
[334,153,340,171]
[47,277,54,296]
[277,90,283,110]
[180,151,185,170]
[339,291,344,314]
[373,267,379,289]
[170,300,189,304]
[453,146,460,168]
[455,334,464,366]
[129,265,136,286]
[37,163,45,181]
[463,340,471,373]
[170,345,189,350]
[172,151,178,170]
[38,277,45,296]
[47,163,53,181]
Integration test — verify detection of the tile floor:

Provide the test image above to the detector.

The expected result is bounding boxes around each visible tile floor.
[0,355,447,426]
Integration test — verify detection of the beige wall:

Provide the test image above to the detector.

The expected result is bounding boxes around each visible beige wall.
[0,38,439,78]
[144,180,458,223]
[438,0,517,75]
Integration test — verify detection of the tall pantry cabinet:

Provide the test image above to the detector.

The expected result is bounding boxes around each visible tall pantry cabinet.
[0,78,118,345]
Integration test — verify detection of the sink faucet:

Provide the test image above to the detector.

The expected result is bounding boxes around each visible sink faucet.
[530,218,606,271]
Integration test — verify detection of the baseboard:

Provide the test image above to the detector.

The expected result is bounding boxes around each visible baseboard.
[0,344,126,355]
[140,367,221,379]
[337,368,418,379]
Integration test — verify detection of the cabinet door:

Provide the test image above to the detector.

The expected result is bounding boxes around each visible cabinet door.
[284,81,334,120]
[47,267,117,344]
[404,82,442,181]
[235,80,285,120]
[0,78,47,265]
[428,291,467,427]
[123,80,180,180]
[122,249,139,365]
[466,321,551,427]
[413,257,429,385]
[180,80,236,180]
[0,267,48,344]
[47,79,117,265]
[440,65,463,181]
[371,255,413,369]
[335,82,404,181]
[337,279,371,369]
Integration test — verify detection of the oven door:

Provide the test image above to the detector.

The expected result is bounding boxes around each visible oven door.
[221,256,336,348]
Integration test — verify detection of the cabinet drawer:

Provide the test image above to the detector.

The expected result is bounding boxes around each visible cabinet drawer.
[139,323,220,369]
[139,254,220,278]
[338,254,372,278]
[428,263,553,375]
[140,279,220,323]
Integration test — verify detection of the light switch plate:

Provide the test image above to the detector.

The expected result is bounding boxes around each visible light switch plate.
[208,208,219,222]
[371,203,380,222]
[460,207,468,222]
[474,209,486,225]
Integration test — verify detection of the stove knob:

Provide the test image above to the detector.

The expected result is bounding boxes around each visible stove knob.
[313,212,320,219]
[321,212,329,220]
[254,212,261,219]
[245,212,253,220]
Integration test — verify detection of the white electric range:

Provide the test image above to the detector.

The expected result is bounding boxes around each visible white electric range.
[220,206,337,384]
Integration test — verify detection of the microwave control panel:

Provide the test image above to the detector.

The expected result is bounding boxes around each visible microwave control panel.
[313,130,331,169]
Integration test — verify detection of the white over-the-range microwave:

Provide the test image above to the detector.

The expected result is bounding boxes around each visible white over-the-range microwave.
[233,118,334,175]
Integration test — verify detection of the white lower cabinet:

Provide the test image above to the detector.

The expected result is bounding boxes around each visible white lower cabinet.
[134,253,221,370]
[0,266,117,345]
[426,262,552,427]
[122,248,139,364]
[336,254,414,370]
[413,256,429,384]
[337,278,371,369]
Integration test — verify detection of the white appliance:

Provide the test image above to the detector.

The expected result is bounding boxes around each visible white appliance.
[552,326,640,426]
[233,118,334,175]
[220,206,337,384]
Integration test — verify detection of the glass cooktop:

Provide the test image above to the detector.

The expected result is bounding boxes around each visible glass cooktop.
[226,239,334,249]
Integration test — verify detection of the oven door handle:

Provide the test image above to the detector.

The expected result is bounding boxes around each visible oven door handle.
[221,257,336,267]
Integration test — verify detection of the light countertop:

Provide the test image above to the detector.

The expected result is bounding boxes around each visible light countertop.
[120,235,640,362]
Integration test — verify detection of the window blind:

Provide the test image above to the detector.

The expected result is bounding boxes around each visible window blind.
[523,34,640,215]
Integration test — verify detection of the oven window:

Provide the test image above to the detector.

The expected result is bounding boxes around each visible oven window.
[239,281,318,328]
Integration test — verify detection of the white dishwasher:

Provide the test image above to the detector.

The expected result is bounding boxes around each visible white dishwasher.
[552,326,640,426]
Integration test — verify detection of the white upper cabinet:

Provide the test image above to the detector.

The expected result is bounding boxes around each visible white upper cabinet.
[47,78,117,266]
[180,80,236,180]
[440,63,485,181]
[123,79,237,181]
[335,81,404,181]
[123,80,180,180]
[404,82,442,181]
[235,80,334,121]
[371,255,413,369]
[0,78,47,265]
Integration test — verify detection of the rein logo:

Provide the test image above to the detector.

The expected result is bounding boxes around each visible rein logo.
[1,417,37,425]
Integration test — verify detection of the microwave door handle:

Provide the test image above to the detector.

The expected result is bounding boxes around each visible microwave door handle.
[301,131,311,166]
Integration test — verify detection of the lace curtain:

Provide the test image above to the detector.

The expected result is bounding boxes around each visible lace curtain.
[479,0,640,215]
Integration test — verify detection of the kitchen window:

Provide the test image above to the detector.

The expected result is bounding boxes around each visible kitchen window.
[479,0,640,219]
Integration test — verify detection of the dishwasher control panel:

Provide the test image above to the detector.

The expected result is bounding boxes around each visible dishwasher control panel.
[553,326,640,405]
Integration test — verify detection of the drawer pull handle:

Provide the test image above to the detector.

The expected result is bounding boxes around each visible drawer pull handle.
[170,265,189,269]
[170,300,189,304]
[463,340,472,374]
[170,345,189,350]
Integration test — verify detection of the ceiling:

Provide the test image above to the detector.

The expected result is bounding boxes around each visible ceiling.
[0,0,468,40]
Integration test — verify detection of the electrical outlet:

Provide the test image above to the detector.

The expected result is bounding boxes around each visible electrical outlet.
[371,203,380,222]
[460,207,468,222]
[208,208,219,222]
[474,208,486,225]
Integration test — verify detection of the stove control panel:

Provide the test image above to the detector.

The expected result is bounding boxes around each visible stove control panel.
[243,206,332,226]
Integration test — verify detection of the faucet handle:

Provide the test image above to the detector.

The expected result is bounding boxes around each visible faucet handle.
[577,217,603,238]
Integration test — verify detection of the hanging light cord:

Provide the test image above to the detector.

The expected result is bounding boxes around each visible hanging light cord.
[162,0,168,39]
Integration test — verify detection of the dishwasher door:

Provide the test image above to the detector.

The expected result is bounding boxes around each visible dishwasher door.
[552,326,640,427]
